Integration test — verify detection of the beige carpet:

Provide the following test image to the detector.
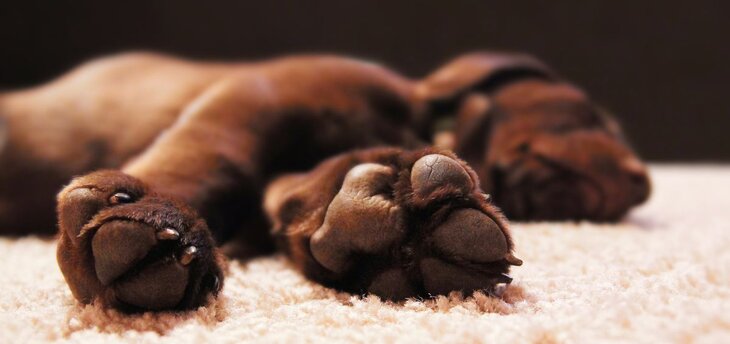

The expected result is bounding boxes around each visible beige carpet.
[0,165,728,343]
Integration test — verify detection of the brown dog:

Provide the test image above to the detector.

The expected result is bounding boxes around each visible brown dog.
[0,52,647,311]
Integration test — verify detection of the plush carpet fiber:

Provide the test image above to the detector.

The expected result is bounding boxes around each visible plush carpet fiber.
[0,165,728,343]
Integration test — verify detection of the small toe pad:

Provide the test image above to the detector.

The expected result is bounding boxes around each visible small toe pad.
[420,258,499,295]
[431,208,509,263]
[367,268,416,300]
[411,154,473,198]
[114,259,189,310]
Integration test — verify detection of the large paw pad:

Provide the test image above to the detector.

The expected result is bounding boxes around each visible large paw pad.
[311,163,405,273]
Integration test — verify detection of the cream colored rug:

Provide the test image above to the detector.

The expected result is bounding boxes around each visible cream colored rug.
[0,165,728,343]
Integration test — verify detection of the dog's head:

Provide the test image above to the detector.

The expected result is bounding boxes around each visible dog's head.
[418,52,650,221]
[484,82,650,220]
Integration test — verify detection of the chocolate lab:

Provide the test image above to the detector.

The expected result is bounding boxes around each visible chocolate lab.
[0,51,649,311]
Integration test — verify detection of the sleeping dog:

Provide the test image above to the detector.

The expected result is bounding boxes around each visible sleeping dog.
[0,52,649,311]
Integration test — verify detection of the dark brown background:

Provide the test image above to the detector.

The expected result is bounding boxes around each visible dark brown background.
[1,1,728,161]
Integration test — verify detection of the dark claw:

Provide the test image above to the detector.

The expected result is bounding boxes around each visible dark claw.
[109,192,134,205]
[180,246,197,266]
[156,228,180,240]
[495,273,513,284]
[212,275,220,292]
[504,253,523,266]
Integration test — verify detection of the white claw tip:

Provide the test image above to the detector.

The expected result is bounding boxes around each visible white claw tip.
[157,228,180,240]
[180,246,198,266]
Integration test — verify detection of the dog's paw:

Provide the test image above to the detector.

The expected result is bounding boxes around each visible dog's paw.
[309,153,521,299]
[56,170,224,311]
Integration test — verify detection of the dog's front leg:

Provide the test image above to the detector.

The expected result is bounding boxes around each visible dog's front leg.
[55,78,272,311]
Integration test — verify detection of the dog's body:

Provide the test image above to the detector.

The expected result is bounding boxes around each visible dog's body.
[0,52,649,311]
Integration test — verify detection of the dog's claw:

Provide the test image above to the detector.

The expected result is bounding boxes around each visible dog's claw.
[157,228,180,240]
[180,246,197,266]
[505,253,523,266]
[212,275,221,291]
[496,273,513,284]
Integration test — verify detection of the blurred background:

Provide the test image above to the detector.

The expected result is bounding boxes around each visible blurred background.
[1,1,727,161]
